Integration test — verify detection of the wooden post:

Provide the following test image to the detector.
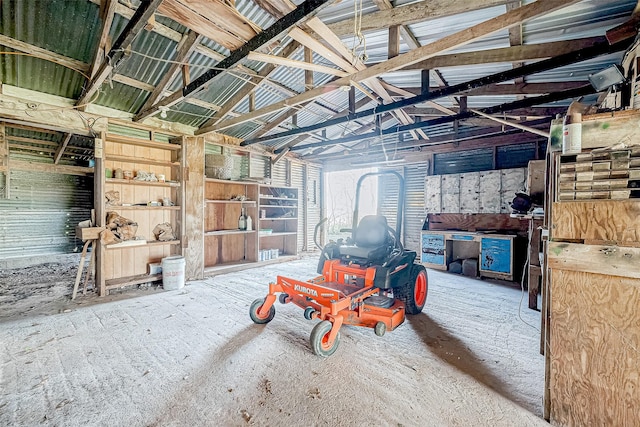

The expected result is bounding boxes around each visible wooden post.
[94,132,106,296]
[0,123,8,199]
[182,136,205,280]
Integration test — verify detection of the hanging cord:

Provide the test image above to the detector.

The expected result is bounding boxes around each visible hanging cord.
[351,0,368,65]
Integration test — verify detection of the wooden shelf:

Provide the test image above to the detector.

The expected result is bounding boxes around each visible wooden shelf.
[205,229,256,236]
[259,196,298,201]
[105,273,163,290]
[106,178,180,187]
[260,217,298,220]
[260,232,297,237]
[205,199,256,205]
[205,177,257,185]
[106,240,180,249]
[259,204,297,208]
[108,205,181,210]
[106,154,179,167]
[106,134,181,151]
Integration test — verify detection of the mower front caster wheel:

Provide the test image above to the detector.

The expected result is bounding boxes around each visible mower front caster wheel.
[278,293,289,304]
[310,320,341,357]
[249,298,275,324]
[374,322,386,337]
[304,306,315,320]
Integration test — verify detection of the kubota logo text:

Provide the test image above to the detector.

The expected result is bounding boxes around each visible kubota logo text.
[294,284,318,297]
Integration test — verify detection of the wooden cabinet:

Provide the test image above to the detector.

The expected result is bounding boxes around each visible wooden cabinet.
[99,133,183,295]
[258,185,298,259]
[546,146,640,426]
[204,178,258,268]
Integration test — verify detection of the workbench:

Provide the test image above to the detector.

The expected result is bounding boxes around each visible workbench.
[421,231,519,281]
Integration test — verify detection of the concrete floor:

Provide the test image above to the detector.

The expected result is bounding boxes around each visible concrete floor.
[1,256,545,426]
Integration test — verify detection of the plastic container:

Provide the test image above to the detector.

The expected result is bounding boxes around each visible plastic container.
[162,255,185,290]
[562,113,582,154]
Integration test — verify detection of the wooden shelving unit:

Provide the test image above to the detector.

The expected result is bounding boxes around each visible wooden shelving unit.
[258,184,298,260]
[98,133,183,295]
[204,178,258,268]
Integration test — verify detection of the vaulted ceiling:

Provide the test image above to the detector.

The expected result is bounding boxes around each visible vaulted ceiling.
[0,0,638,169]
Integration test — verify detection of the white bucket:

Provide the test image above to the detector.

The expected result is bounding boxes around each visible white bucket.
[162,256,185,290]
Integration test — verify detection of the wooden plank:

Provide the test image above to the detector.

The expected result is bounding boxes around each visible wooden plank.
[158,1,244,49]
[10,160,93,176]
[552,200,640,244]
[203,0,578,133]
[549,269,640,426]
[426,213,528,232]
[581,110,640,150]
[0,34,90,75]
[326,0,512,36]
[548,241,640,280]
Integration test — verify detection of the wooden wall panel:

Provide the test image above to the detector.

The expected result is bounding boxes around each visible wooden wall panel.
[550,269,640,427]
[552,200,640,244]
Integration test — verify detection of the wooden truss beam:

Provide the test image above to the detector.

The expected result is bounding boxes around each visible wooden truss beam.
[138,30,202,114]
[205,0,578,135]
[135,0,335,121]
[198,41,301,128]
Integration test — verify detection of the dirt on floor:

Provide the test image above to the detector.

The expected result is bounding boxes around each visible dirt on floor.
[0,255,545,426]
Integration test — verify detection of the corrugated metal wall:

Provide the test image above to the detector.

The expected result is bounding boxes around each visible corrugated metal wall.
[377,168,403,236]
[0,166,93,258]
[305,164,322,252]
[270,158,289,186]
[291,162,304,253]
[404,163,429,253]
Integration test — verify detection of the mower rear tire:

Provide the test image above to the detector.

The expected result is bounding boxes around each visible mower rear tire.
[396,264,428,315]
[310,320,341,357]
[249,298,275,324]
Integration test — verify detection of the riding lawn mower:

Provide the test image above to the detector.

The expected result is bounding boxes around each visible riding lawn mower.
[249,171,428,356]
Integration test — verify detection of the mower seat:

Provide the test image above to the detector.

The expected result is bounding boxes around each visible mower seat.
[339,215,391,261]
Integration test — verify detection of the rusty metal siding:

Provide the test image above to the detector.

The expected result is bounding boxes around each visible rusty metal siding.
[0,164,93,258]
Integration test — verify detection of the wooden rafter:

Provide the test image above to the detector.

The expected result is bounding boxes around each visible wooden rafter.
[247,51,348,77]
[198,41,301,128]
[76,0,165,107]
[54,134,73,164]
[89,0,117,79]
[136,0,334,122]
[202,0,579,134]
[394,36,606,70]
[139,30,202,115]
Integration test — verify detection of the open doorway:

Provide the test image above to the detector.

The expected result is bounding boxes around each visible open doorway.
[324,167,378,242]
